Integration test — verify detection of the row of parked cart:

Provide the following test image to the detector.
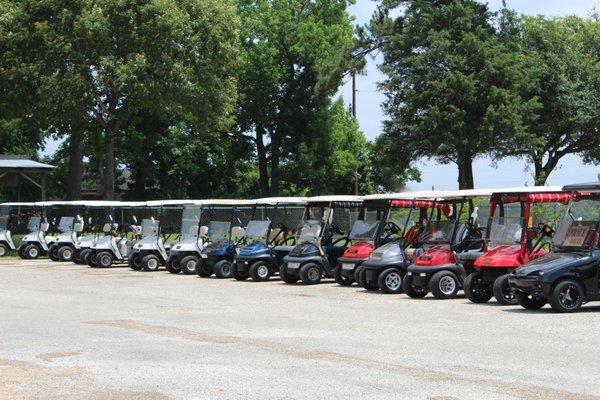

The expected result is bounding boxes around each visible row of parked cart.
[1,180,599,313]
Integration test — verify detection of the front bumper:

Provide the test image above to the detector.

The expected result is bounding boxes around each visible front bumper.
[508,275,547,296]
[337,257,366,275]
[234,255,276,273]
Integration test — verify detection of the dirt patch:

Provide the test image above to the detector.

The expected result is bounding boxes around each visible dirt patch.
[86,319,600,400]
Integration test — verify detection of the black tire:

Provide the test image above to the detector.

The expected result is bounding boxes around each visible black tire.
[334,264,354,286]
[233,263,249,281]
[402,274,428,298]
[180,255,198,275]
[549,279,585,313]
[378,268,404,294]
[48,244,60,261]
[493,274,517,305]
[197,260,213,277]
[515,292,547,310]
[128,253,143,271]
[24,244,41,260]
[142,254,161,272]
[353,265,364,284]
[166,256,181,274]
[58,246,74,262]
[279,264,298,284]
[0,243,8,257]
[18,245,26,259]
[249,261,271,282]
[88,253,98,268]
[96,251,114,268]
[429,270,459,299]
[464,272,493,304]
[80,249,92,266]
[357,267,379,291]
[299,263,322,285]
[214,259,233,279]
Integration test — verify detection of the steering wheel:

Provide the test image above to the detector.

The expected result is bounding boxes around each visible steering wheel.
[382,221,402,241]
[331,236,350,247]
[329,222,345,236]
[538,223,554,238]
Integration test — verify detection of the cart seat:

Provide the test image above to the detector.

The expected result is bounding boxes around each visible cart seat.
[231,226,245,241]
[199,225,208,238]
[268,228,282,242]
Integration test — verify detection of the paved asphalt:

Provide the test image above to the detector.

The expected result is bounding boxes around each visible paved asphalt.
[0,258,599,400]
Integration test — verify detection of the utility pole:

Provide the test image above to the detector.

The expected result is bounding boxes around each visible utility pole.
[352,71,358,196]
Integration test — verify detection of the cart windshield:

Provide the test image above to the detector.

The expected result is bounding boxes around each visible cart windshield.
[420,220,456,244]
[297,220,322,242]
[180,206,201,239]
[27,216,41,232]
[141,219,160,237]
[488,203,523,247]
[57,217,74,232]
[349,220,379,241]
[553,198,600,249]
[207,221,231,241]
[244,220,271,243]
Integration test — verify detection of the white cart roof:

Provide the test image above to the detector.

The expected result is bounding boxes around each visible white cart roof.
[252,197,308,205]
[306,195,363,203]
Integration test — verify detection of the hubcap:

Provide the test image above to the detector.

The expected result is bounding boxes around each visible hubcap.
[308,267,320,281]
[559,285,580,309]
[501,282,515,302]
[63,249,72,259]
[148,259,158,269]
[439,276,456,295]
[385,272,402,290]
[101,255,111,266]
[222,264,231,275]
[257,265,269,278]
[0,247,5,256]
[186,260,196,271]
[29,248,39,258]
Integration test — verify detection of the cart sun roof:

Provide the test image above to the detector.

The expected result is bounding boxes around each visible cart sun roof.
[563,181,600,192]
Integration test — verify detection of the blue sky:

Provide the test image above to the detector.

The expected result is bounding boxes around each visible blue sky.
[339,0,600,190]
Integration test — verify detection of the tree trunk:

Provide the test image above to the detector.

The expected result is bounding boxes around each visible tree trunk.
[270,136,281,195]
[456,153,474,189]
[255,126,270,195]
[66,129,84,200]
[101,126,116,200]
[532,152,561,186]
[133,163,146,199]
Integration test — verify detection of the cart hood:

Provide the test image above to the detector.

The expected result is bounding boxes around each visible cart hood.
[238,242,270,257]
[514,253,586,276]
[367,242,405,264]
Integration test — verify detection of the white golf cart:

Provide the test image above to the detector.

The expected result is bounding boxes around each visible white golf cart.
[17,201,59,259]
[0,203,19,256]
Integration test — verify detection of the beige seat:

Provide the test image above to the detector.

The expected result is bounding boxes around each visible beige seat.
[268,228,282,242]
[40,222,49,232]
[199,225,208,238]
[231,226,245,241]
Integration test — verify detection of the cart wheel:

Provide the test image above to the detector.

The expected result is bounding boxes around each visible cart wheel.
[493,274,517,305]
[334,264,353,286]
[353,265,364,284]
[96,251,114,268]
[214,259,233,278]
[180,255,198,275]
[233,263,249,281]
[80,249,92,265]
[279,264,298,284]
[402,275,428,298]
[197,261,213,277]
[88,252,98,267]
[299,263,321,285]
[18,245,26,259]
[378,268,404,294]
[58,246,74,262]
[24,244,41,260]
[0,243,8,257]
[249,261,271,282]
[515,292,546,310]
[357,267,379,291]
[549,280,584,313]
[166,256,181,274]
[128,253,143,271]
[48,245,60,261]
[464,272,493,304]
[142,254,161,272]
[429,271,459,299]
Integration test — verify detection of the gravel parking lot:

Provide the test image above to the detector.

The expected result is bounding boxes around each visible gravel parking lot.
[1,258,599,400]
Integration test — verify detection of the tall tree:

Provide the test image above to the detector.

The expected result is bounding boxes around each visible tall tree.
[236,0,358,195]
[506,15,600,185]
[363,0,536,189]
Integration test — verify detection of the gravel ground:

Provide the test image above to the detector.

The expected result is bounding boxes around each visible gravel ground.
[0,257,599,400]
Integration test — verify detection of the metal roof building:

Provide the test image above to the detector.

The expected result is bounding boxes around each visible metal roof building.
[0,155,56,201]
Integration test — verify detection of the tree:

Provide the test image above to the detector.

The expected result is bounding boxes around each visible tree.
[3,0,240,199]
[236,0,357,195]
[507,16,600,185]
[363,0,536,189]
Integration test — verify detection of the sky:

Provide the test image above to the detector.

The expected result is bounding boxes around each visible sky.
[41,1,600,190]
[339,0,600,190]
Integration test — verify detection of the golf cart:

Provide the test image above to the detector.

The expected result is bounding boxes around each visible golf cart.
[355,193,445,293]
[233,197,306,281]
[71,201,122,265]
[403,189,492,299]
[128,200,190,272]
[47,202,86,262]
[87,202,144,268]
[196,200,254,279]
[17,201,58,259]
[464,187,569,304]
[166,201,211,275]
[509,181,600,313]
[280,196,363,285]
[0,203,19,256]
